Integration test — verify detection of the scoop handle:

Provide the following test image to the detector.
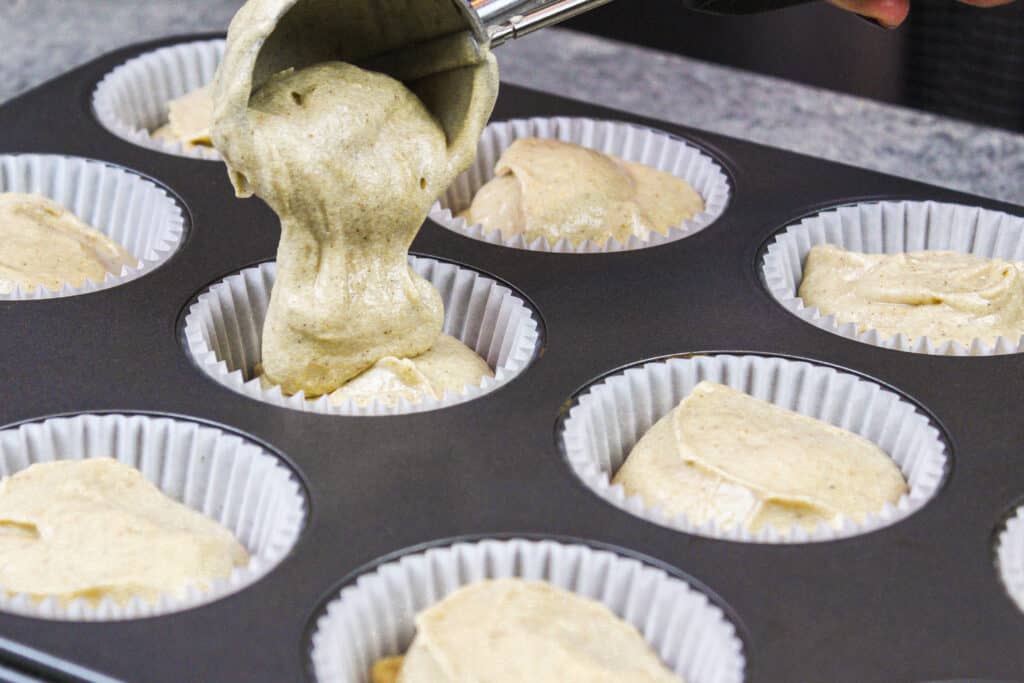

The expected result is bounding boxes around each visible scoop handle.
[681,0,818,14]
[477,0,824,45]
[477,0,616,46]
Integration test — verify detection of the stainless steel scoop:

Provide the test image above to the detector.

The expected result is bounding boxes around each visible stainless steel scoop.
[235,0,621,153]
[237,0,813,155]
[249,0,815,87]
[249,0,616,87]
[476,0,617,46]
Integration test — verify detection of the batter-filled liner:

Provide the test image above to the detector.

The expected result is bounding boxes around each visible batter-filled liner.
[429,116,731,253]
[0,154,185,300]
[0,413,306,620]
[761,200,1024,355]
[92,39,224,161]
[308,537,745,683]
[183,257,540,415]
[560,353,948,543]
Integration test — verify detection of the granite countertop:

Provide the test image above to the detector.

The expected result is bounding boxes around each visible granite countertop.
[1,0,1022,205]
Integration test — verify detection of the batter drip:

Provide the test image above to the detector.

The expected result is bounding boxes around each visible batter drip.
[212,0,499,397]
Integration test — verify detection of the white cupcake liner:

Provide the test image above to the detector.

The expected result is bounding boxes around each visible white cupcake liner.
[429,116,731,253]
[0,413,306,620]
[560,353,948,544]
[92,39,224,161]
[309,537,745,683]
[996,504,1024,615]
[0,154,186,300]
[183,256,540,416]
[761,200,1024,355]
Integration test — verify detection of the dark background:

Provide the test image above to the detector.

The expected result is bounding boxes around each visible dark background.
[565,0,1024,132]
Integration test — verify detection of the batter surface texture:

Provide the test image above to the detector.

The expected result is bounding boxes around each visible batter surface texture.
[152,85,214,150]
[0,458,248,604]
[459,137,703,246]
[613,381,907,533]
[799,244,1024,346]
[0,193,136,294]
[373,578,682,683]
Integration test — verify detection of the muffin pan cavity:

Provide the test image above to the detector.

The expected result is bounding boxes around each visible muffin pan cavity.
[559,353,949,543]
[429,116,731,253]
[308,537,745,683]
[761,200,1024,355]
[92,38,224,160]
[182,256,541,415]
[0,154,186,300]
[0,413,307,621]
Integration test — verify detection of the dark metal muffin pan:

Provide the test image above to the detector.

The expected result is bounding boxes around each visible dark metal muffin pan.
[1,33,1023,683]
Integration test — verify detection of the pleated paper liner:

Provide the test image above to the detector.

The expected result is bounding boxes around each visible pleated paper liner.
[183,256,541,415]
[761,201,1024,355]
[429,116,731,253]
[92,38,224,160]
[996,504,1024,615]
[308,537,745,683]
[560,353,948,544]
[0,154,185,300]
[0,413,306,620]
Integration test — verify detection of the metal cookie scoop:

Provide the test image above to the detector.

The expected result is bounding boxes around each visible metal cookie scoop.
[248,0,815,87]
[249,0,615,87]
[225,0,621,177]
[477,0,618,46]
[226,0,818,162]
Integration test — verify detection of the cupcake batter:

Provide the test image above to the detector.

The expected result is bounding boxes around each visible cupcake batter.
[371,578,682,683]
[258,333,493,407]
[458,137,704,246]
[613,381,907,533]
[327,333,492,407]
[0,458,248,605]
[0,193,137,294]
[152,85,215,150]
[799,244,1024,346]
[212,0,499,397]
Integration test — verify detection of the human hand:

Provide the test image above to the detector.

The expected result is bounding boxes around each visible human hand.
[827,0,1015,28]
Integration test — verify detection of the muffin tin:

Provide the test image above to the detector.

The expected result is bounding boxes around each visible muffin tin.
[1,33,1024,682]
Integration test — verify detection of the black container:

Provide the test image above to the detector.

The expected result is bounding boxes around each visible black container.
[1,34,1023,683]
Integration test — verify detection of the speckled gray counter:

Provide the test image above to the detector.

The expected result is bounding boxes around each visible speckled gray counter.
[2,0,1022,205]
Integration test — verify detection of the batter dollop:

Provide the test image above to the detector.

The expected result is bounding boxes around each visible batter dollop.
[212,0,499,398]
[258,333,492,407]
[326,333,493,407]
[0,193,136,294]
[613,381,907,533]
[0,459,248,605]
[799,244,1024,346]
[459,137,703,246]
[371,578,682,683]
[153,85,215,150]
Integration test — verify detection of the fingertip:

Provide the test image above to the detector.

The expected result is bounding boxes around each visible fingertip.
[876,0,909,26]
[874,0,910,27]
[828,0,910,28]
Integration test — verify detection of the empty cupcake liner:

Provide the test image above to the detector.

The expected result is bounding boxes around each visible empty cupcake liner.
[0,413,306,620]
[560,353,948,544]
[761,200,1024,355]
[183,256,540,416]
[309,537,745,683]
[428,116,731,253]
[996,505,1024,615]
[0,154,186,300]
[92,38,224,160]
